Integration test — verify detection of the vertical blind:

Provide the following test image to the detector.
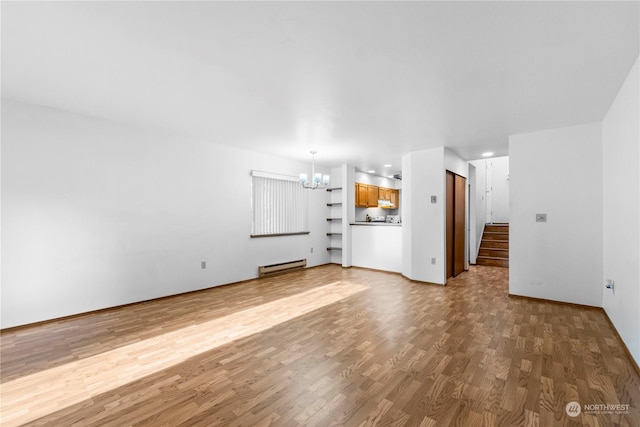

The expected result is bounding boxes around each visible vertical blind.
[251,170,309,236]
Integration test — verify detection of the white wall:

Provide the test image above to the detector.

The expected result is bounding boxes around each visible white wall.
[468,163,477,264]
[354,171,401,189]
[470,157,509,225]
[444,148,468,178]
[1,101,331,328]
[602,56,639,365]
[509,122,603,307]
[402,148,446,284]
[402,148,469,284]
[342,164,356,267]
[490,156,510,223]
[401,148,469,284]
[470,160,487,259]
[351,225,402,273]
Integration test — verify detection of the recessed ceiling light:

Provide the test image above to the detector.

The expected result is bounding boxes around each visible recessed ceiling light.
[368,170,375,173]
[384,164,392,168]
[482,152,494,157]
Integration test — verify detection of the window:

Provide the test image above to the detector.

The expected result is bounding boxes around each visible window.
[251,170,309,237]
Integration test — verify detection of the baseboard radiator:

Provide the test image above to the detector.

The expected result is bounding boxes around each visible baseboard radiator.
[258,259,307,278]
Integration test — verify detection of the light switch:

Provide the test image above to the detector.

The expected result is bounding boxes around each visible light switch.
[536,213,547,222]
[431,195,437,203]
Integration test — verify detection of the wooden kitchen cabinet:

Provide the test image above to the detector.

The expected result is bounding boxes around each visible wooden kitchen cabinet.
[355,183,368,207]
[355,183,399,209]
[389,189,399,208]
[367,185,379,207]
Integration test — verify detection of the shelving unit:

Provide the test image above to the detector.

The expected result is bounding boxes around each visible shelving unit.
[326,187,343,259]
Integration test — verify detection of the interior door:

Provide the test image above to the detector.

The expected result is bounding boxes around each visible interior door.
[446,172,454,278]
[454,174,466,276]
[446,171,467,279]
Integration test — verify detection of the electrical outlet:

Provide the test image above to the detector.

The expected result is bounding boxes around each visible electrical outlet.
[310,247,314,253]
[201,261,207,269]
[605,279,615,293]
[431,258,436,265]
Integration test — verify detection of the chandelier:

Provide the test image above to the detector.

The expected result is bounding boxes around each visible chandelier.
[299,151,330,190]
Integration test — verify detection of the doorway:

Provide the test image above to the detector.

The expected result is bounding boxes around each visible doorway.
[446,171,466,279]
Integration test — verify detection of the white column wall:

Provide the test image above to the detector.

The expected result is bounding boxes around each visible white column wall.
[602,56,640,366]
[468,163,477,264]
[470,160,487,258]
[402,148,446,284]
[342,164,356,267]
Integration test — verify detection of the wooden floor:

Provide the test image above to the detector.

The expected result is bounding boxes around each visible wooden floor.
[1,265,639,426]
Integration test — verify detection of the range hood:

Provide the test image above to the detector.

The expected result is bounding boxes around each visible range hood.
[378,199,392,207]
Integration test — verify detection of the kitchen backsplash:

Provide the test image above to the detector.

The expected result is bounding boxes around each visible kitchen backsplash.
[355,207,400,222]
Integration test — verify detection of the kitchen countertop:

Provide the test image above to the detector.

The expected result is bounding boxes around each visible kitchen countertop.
[351,222,402,226]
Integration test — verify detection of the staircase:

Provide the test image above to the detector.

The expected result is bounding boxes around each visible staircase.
[476,223,509,268]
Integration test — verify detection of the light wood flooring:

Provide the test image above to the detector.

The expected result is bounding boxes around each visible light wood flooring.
[1,265,639,426]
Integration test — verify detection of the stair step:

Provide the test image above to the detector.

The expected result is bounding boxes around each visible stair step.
[476,256,509,268]
[482,232,509,241]
[481,242,509,251]
[478,248,509,259]
[479,223,509,267]
[485,224,509,233]
[480,240,509,249]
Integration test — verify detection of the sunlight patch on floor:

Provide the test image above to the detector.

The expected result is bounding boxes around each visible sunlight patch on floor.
[0,281,368,426]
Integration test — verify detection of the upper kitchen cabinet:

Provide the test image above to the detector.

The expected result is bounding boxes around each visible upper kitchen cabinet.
[379,188,390,202]
[389,189,399,209]
[355,183,368,207]
[354,183,399,209]
[367,185,379,207]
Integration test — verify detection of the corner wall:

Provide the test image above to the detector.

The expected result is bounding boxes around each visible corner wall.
[470,159,487,259]
[1,101,331,328]
[402,148,446,284]
[509,122,603,307]
[602,56,640,365]
[401,148,468,284]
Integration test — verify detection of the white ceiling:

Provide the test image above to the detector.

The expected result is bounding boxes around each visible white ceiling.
[2,1,638,175]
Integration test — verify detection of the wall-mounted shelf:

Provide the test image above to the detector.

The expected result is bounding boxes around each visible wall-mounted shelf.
[327,186,342,263]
